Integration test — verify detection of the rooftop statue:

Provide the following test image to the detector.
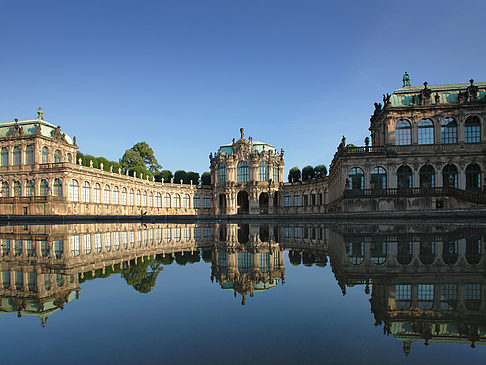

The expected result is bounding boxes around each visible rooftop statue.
[402,72,411,87]
[37,106,44,120]
[240,127,244,139]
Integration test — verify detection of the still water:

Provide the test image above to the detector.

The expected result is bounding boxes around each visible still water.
[0,222,485,364]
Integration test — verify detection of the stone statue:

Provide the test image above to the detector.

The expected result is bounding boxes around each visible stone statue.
[402,72,411,87]
[240,128,244,139]
[73,136,77,146]
[34,123,41,135]
[467,79,478,101]
[37,107,44,120]
[434,93,440,104]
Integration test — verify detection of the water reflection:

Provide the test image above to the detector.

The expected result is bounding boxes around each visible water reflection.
[0,222,485,356]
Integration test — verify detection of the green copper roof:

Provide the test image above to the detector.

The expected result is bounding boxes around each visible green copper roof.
[0,119,74,144]
[219,140,277,155]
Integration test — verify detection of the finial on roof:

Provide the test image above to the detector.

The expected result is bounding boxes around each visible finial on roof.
[470,79,474,85]
[240,128,244,139]
[402,72,410,87]
[423,81,428,88]
[37,107,44,120]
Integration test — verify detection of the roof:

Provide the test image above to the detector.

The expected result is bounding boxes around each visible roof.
[219,140,277,155]
[0,118,74,145]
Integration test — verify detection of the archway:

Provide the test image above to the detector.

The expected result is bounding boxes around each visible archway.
[237,191,249,214]
[219,194,227,214]
[259,192,269,214]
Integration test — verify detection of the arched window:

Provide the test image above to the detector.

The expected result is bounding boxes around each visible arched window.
[148,192,153,207]
[395,119,411,145]
[25,145,34,165]
[40,180,49,196]
[129,189,134,205]
[442,164,458,188]
[26,180,34,197]
[418,119,434,144]
[13,181,21,197]
[259,161,269,181]
[302,193,308,206]
[466,164,481,192]
[54,179,62,197]
[465,116,481,143]
[347,242,364,265]
[142,191,147,206]
[174,194,181,208]
[136,190,141,206]
[1,148,8,166]
[42,147,48,163]
[121,188,127,205]
[164,193,171,208]
[13,146,21,166]
[93,183,101,203]
[70,180,79,201]
[54,149,61,163]
[183,194,190,208]
[217,163,226,183]
[441,117,457,144]
[349,167,364,190]
[193,194,200,208]
[156,193,162,207]
[237,161,249,182]
[370,242,387,264]
[419,164,435,188]
[420,242,435,265]
[104,185,110,204]
[397,166,413,189]
[397,241,412,265]
[203,194,211,208]
[370,166,387,189]
[273,163,279,182]
[113,186,119,204]
[442,241,458,265]
[293,194,300,206]
[83,181,90,202]
[1,182,8,197]
[67,153,72,163]
[284,193,291,207]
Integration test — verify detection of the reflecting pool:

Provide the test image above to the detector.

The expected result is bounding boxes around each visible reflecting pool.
[0,222,485,364]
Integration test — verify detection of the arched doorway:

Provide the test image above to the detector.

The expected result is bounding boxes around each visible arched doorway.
[259,192,269,214]
[237,191,249,214]
[219,194,227,214]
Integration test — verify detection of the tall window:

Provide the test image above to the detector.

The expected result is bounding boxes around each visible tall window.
[395,119,411,145]
[26,180,34,197]
[1,148,8,166]
[418,119,434,144]
[136,190,141,206]
[70,180,79,202]
[183,194,190,208]
[174,194,181,208]
[54,178,62,197]
[40,179,49,196]
[113,186,119,204]
[397,166,413,189]
[122,188,127,205]
[148,192,153,207]
[419,164,435,188]
[217,163,226,183]
[293,194,300,206]
[1,182,9,197]
[94,183,101,203]
[284,193,291,207]
[465,116,481,143]
[164,193,171,208]
[67,153,72,163]
[203,194,211,208]
[237,161,249,182]
[129,189,134,205]
[42,147,48,163]
[25,145,34,165]
[83,181,90,202]
[104,185,110,204]
[273,163,279,182]
[466,164,481,192]
[156,193,162,207]
[349,167,364,189]
[13,181,21,197]
[441,117,457,144]
[54,149,61,163]
[193,194,200,208]
[370,166,387,189]
[259,161,269,181]
[442,164,458,188]
[142,191,147,206]
[13,146,21,166]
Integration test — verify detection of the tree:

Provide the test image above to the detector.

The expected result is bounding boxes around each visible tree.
[302,165,315,181]
[131,142,162,173]
[82,154,99,168]
[288,167,301,182]
[201,172,211,186]
[174,170,188,184]
[186,171,200,185]
[315,165,327,179]
[109,161,122,172]
[119,149,145,173]
[96,157,111,171]
[121,257,164,294]
[155,170,173,182]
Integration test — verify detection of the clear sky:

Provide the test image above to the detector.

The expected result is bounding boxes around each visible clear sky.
[1,0,485,176]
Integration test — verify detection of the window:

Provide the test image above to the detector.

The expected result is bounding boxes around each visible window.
[217,163,226,183]
[284,193,291,207]
[84,234,91,254]
[237,161,249,182]
[466,164,481,192]
[1,182,9,197]
[121,188,127,205]
[324,189,328,205]
[129,189,134,205]
[397,166,412,189]
[293,194,300,206]
[42,147,48,163]
[13,181,21,197]
[156,193,162,207]
[1,148,8,166]
[395,119,411,145]
[67,153,72,163]
[94,233,102,253]
[104,232,111,252]
[370,166,387,189]
[395,285,411,309]
[420,242,435,265]
[113,232,120,250]
[164,193,171,208]
[174,227,181,242]
[83,181,90,202]
[26,145,34,165]
[26,180,34,197]
[13,146,21,166]
[148,192,153,207]
[417,119,434,144]
[273,163,279,182]
[349,167,364,190]
[40,179,49,196]
[184,227,191,241]
[347,242,364,264]
[183,194,190,208]
[440,284,457,310]
[54,178,62,197]
[70,235,80,256]
[142,191,147,206]
[54,240,63,259]
[70,180,79,201]
[259,161,269,181]
[193,194,200,208]
[418,284,434,309]
[442,241,458,265]
[174,194,181,208]
[194,227,201,241]
[136,190,141,206]
[104,185,110,204]
[465,116,481,143]
[164,228,171,243]
[442,164,458,188]
[113,186,119,204]
[54,149,61,163]
[441,117,457,144]
[465,284,481,310]
[203,194,211,208]
[419,164,435,188]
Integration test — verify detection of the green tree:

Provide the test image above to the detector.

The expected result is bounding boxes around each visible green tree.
[201,172,211,186]
[83,154,99,168]
[121,257,163,294]
[186,171,200,185]
[155,170,173,182]
[131,142,162,173]
[96,157,111,171]
[109,161,122,172]
[302,165,315,181]
[288,167,301,182]
[76,152,84,164]
[174,170,188,184]
[119,149,146,174]
[314,165,327,179]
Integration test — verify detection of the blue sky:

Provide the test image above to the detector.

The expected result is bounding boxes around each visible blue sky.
[1,0,485,176]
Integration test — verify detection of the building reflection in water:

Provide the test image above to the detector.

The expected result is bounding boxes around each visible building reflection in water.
[0,222,484,355]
